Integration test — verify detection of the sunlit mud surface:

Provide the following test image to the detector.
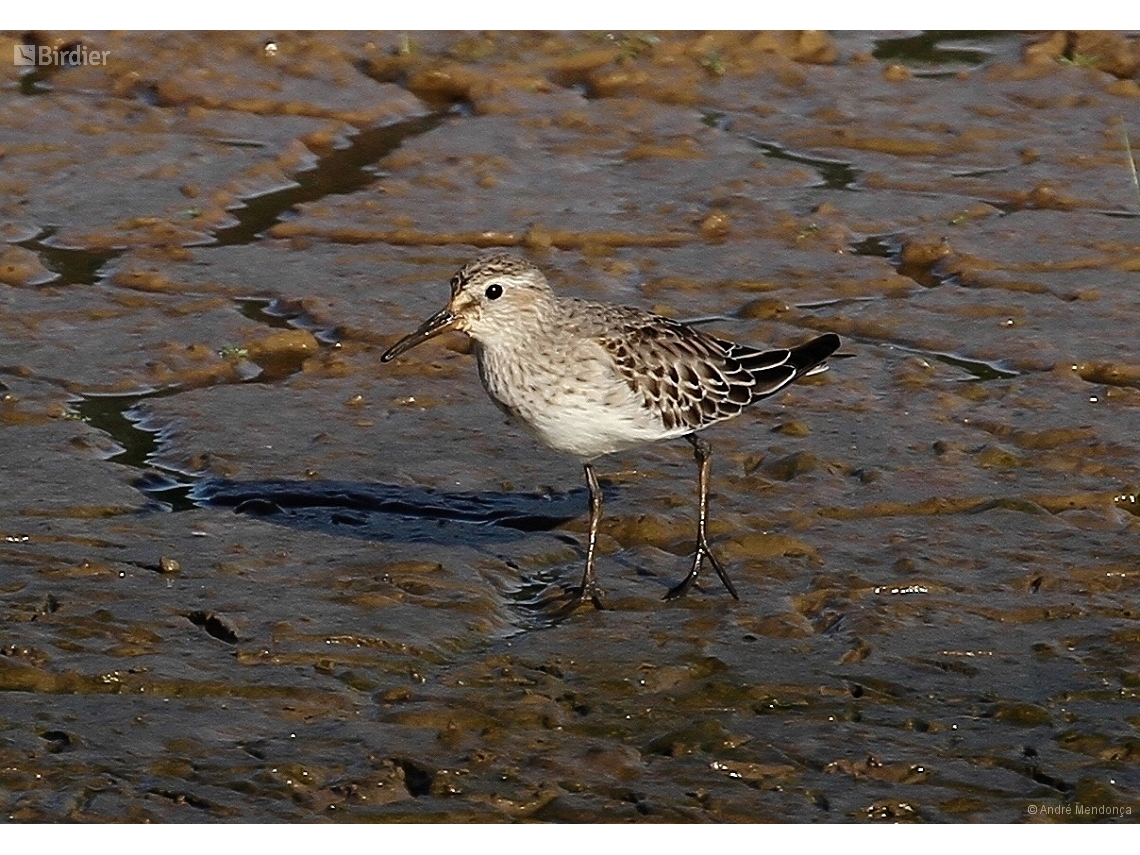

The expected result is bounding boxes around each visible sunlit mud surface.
[2,31,1139,822]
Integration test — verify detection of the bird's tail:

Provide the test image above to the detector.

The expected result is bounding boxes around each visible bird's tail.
[788,333,841,378]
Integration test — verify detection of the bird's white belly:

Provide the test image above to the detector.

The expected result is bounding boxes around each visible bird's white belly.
[523,391,666,458]
[477,346,673,459]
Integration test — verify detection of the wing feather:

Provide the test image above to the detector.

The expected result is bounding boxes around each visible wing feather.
[589,308,837,433]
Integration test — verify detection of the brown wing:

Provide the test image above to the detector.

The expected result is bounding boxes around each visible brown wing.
[598,314,806,434]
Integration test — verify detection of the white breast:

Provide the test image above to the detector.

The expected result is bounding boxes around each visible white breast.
[475,339,673,460]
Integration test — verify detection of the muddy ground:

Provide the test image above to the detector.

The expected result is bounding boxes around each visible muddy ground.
[1,30,1138,822]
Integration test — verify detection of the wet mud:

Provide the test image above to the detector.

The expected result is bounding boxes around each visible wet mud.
[1,31,1139,822]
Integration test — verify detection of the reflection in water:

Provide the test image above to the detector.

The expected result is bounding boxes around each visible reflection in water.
[871,31,1001,76]
[749,138,861,191]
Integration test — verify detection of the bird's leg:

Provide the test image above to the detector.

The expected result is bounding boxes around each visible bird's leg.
[665,434,740,601]
[572,461,606,609]
[530,462,605,615]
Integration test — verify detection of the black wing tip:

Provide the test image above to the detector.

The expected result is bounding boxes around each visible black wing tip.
[789,333,841,374]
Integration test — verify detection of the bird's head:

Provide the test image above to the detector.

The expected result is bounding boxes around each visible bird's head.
[381,253,555,361]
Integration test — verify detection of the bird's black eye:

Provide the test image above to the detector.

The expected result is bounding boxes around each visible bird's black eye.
[485,283,503,300]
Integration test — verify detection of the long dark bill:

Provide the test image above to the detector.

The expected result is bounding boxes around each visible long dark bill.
[380,307,457,362]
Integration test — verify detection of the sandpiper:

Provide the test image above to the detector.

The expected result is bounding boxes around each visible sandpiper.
[381,253,840,609]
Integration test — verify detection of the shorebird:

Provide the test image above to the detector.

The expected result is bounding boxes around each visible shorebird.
[381,253,840,609]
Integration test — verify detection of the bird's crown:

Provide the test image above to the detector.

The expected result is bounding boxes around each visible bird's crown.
[449,253,544,296]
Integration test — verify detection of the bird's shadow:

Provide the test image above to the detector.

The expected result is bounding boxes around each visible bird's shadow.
[151,476,624,629]
[187,477,590,547]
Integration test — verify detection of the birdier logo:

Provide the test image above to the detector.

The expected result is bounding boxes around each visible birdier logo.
[14,44,110,67]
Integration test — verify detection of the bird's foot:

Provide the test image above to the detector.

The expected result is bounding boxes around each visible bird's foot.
[705,543,740,600]
[664,541,739,601]
[663,572,697,601]
[531,582,605,615]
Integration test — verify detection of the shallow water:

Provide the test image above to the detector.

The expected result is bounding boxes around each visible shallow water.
[1,30,1138,822]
